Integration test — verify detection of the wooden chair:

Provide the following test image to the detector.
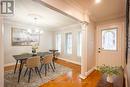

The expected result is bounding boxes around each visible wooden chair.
[24,56,42,82]
[55,52,60,58]
[40,54,55,76]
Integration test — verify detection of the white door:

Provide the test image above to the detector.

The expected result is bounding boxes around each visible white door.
[96,23,124,66]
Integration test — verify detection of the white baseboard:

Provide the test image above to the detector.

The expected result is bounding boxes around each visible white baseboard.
[85,67,95,76]
[79,74,86,79]
[79,66,95,79]
[57,57,81,65]
[4,62,16,67]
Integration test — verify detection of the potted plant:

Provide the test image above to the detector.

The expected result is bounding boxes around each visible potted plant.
[96,65,120,83]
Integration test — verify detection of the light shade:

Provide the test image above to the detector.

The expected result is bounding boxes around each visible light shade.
[95,0,101,3]
[40,30,44,34]
[27,29,32,34]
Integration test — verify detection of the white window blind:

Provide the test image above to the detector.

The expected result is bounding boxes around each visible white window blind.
[77,31,82,57]
[65,33,72,54]
[56,33,61,52]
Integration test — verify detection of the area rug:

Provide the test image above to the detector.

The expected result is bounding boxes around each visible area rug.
[4,63,72,87]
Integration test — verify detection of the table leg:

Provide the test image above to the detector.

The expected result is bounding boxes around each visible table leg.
[52,52,56,69]
[18,60,24,83]
[14,60,18,74]
[53,60,56,69]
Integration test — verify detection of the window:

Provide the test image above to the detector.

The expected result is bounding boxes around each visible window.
[56,33,61,52]
[65,33,72,54]
[77,31,82,57]
[102,29,117,50]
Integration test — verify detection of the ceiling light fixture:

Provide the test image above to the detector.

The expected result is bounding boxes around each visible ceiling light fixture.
[95,0,101,4]
[40,30,44,34]
[27,17,44,34]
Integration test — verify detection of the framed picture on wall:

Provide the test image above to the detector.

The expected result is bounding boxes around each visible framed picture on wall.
[11,27,40,46]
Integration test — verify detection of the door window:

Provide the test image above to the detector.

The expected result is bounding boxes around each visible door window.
[102,28,117,51]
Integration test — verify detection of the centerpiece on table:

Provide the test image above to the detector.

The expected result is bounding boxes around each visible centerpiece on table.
[32,43,38,56]
[96,64,120,83]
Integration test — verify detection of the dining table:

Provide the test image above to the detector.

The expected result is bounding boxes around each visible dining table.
[13,52,51,83]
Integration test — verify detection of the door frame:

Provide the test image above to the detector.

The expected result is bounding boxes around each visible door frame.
[96,22,125,67]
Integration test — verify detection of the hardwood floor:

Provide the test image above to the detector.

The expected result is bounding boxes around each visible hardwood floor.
[4,59,101,87]
[40,59,101,87]
[4,64,20,71]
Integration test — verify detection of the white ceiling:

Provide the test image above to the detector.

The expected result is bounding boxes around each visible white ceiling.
[73,0,125,22]
[4,0,79,31]
[4,0,125,29]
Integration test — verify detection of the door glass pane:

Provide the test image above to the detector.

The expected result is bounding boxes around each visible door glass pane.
[102,29,117,50]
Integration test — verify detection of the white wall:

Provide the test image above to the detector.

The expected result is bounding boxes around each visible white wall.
[4,21,54,66]
[0,18,4,87]
[87,21,96,71]
[54,24,82,65]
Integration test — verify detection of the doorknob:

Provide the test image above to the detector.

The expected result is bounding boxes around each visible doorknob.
[98,48,101,53]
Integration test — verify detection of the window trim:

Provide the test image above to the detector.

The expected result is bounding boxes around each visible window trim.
[65,32,73,55]
[101,28,118,51]
[77,31,82,57]
[55,33,61,53]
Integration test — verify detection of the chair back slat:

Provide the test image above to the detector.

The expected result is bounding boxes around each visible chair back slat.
[26,56,40,68]
[42,54,53,64]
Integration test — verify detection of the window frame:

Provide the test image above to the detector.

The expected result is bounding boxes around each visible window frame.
[65,32,73,55]
[101,28,118,51]
[77,31,82,57]
[55,33,62,52]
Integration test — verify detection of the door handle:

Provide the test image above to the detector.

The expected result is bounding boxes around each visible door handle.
[98,48,101,53]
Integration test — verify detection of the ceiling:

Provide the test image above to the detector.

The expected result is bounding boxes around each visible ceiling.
[70,0,125,22]
[4,0,79,31]
[4,0,125,30]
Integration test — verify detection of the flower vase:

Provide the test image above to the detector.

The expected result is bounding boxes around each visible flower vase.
[107,74,113,83]
[32,49,37,56]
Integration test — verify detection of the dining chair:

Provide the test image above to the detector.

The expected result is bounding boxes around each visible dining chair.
[24,56,42,83]
[40,54,55,76]
[55,52,60,58]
